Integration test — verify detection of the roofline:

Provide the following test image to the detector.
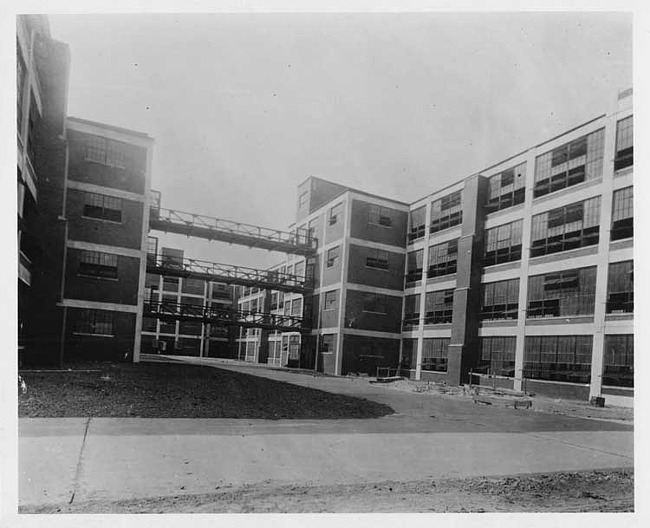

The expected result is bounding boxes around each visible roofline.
[66,116,153,140]
[408,112,609,207]
[301,175,408,208]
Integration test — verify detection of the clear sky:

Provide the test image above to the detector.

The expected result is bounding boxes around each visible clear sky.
[48,12,632,269]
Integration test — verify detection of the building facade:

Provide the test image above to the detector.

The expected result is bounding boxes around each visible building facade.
[232,91,633,406]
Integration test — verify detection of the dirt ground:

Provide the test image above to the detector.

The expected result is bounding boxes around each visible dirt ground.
[18,362,393,419]
[22,469,633,513]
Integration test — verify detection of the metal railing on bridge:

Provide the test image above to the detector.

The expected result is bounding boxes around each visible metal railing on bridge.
[143,300,308,333]
[149,200,317,256]
[147,254,310,293]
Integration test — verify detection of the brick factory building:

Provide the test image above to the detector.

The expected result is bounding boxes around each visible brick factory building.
[17,15,633,406]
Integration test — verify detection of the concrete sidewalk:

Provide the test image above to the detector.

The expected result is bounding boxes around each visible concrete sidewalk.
[19,357,634,508]
[20,417,633,507]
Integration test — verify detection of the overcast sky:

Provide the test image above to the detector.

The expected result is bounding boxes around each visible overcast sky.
[48,12,632,269]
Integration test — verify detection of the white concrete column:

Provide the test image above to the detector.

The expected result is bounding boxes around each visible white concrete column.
[589,112,618,399]
[513,149,537,391]
[335,195,351,376]
[414,201,432,381]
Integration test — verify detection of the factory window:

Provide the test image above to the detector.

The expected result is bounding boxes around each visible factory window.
[182,278,204,295]
[362,293,387,314]
[406,249,424,285]
[430,190,462,233]
[401,338,417,369]
[298,191,308,210]
[614,116,633,171]
[83,192,123,223]
[250,298,258,312]
[533,129,604,198]
[427,239,458,278]
[424,289,454,325]
[524,335,592,384]
[159,320,176,334]
[324,290,338,311]
[606,260,633,314]
[530,196,600,257]
[179,321,202,336]
[326,246,340,268]
[421,338,449,372]
[163,276,179,292]
[484,220,523,266]
[74,309,114,336]
[368,204,393,227]
[603,335,634,387]
[403,294,421,329]
[408,205,426,242]
[321,334,335,352]
[479,337,516,376]
[307,217,319,240]
[481,279,519,320]
[486,163,526,212]
[85,134,127,169]
[611,186,633,241]
[294,260,305,279]
[17,45,26,133]
[26,98,38,165]
[270,292,279,311]
[78,250,118,279]
[527,266,597,318]
[329,202,343,225]
[283,300,291,316]
[241,301,250,313]
[365,249,389,270]
[291,298,302,316]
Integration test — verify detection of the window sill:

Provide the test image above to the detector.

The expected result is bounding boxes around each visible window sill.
[73,332,114,338]
[77,274,119,282]
[81,215,123,225]
[367,222,393,229]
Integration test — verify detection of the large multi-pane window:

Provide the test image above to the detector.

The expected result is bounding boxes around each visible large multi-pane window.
[533,129,604,198]
[614,116,633,171]
[368,205,393,227]
[74,309,114,336]
[361,293,387,314]
[484,220,523,266]
[403,294,420,329]
[329,202,343,225]
[365,249,389,270]
[83,192,123,223]
[479,337,516,376]
[17,45,26,132]
[324,290,339,311]
[78,250,118,279]
[85,135,127,169]
[530,197,600,257]
[421,338,449,372]
[307,217,319,240]
[291,298,302,317]
[524,335,593,383]
[481,279,519,320]
[603,335,633,387]
[401,339,417,369]
[527,267,597,318]
[424,289,454,324]
[486,163,526,212]
[607,260,633,314]
[611,187,633,241]
[182,278,204,295]
[427,239,458,278]
[408,206,426,242]
[430,191,462,233]
[326,246,340,268]
[298,191,308,211]
[406,249,424,284]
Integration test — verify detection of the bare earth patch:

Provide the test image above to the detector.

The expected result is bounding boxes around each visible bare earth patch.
[18,362,393,419]
[21,469,633,513]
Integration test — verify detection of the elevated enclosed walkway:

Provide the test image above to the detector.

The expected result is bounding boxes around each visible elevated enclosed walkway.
[147,255,310,294]
[143,300,308,333]
[149,202,317,256]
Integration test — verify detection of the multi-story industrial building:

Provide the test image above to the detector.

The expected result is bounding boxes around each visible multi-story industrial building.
[17,15,632,405]
[230,90,633,406]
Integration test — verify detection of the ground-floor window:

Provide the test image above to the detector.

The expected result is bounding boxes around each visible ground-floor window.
[603,335,633,387]
[479,336,516,376]
[524,335,592,384]
[421,338,449,372]
[401,338,417,369]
